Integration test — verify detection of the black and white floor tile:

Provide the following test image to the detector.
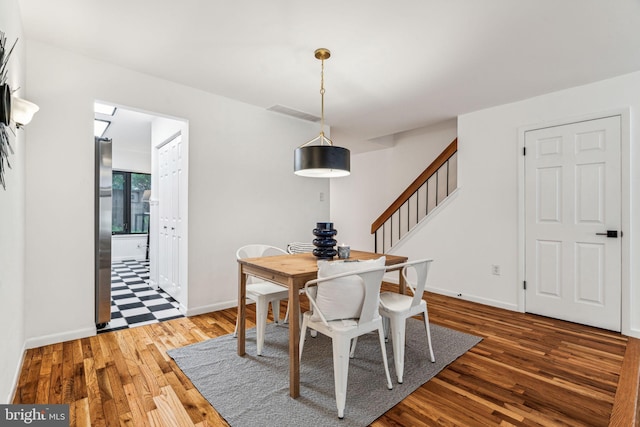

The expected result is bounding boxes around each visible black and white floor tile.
[97,259,184,334]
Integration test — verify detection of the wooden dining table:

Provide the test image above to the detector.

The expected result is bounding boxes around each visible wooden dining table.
[236,249,408,398]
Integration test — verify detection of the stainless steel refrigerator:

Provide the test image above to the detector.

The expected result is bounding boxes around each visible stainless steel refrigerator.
[95,136,112,328]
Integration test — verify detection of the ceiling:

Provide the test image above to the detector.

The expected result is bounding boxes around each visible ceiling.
[95,106,155,154]
[19,0,640,150]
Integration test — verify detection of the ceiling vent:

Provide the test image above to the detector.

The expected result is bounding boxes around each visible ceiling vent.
[267,105,320,122]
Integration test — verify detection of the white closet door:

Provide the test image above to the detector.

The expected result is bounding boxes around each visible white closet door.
[525,116,621,331]
[158,134,183,303]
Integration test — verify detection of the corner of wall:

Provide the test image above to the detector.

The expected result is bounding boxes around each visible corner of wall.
[0,0,27,404]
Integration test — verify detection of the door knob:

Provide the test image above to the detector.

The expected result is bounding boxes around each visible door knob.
[596,230,618,238]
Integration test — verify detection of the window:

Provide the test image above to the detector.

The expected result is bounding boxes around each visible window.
[112,171,151,234]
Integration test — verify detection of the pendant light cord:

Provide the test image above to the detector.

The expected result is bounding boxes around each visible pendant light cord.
[299,48,335,148]
[320,57,325,138]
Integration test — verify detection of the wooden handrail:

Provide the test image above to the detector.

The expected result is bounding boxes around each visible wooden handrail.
[370,138,457,234]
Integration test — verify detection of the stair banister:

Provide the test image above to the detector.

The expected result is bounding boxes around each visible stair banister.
[371,138,457,252]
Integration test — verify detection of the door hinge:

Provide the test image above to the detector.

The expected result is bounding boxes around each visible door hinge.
[523,280,527,290]
[523,147,527,156]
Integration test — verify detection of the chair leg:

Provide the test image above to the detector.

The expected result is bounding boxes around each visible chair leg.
[390,316,407,383]
[271,300,281,324]
[382,316,390,342]
[422,310,435,363]
[283,302,290,323]
[349,337,358,358]
[256,298,268,356]
[284,304,303,328]
[332,336,351,419]
[377,326,393,390]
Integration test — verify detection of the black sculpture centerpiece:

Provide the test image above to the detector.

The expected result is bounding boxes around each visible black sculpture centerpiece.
[312,222,338,259]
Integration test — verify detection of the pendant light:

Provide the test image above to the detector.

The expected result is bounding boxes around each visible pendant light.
[294,48,350,178]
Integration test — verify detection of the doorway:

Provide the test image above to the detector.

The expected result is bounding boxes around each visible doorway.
[523,115,622,331]
[94,101,189,332]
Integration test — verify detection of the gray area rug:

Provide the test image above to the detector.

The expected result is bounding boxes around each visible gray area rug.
[167,319,481,427]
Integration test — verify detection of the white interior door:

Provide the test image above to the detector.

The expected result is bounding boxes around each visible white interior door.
[157,134,183,302]
[525,116,621,331]
[170,135,182,297]
[158,141,171,290]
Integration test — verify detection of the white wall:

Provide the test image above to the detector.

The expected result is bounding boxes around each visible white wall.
[112,235,148,262]
[112,134,151,173]
[350,72,640,338]
[110,110,152,261]
[456,72,640,337]
[331,119,457,251]
[24,40,329,347]
[184,95,332,315]
[0,0,26,403]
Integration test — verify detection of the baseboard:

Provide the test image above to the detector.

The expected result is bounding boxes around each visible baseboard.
[411,284,521,313]
[624,327,640,340]
[187,291,521,322]
[177,302,188,316]
[382,278,519,312]
[426,286,519,312]
[186,300,237,317]
[382,273,401,285]
[24,326,97,350]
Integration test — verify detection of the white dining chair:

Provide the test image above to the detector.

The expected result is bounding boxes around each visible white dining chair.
[299,260,393,419]
[286,241,316,254]
[379,259,435,383]
[234,244,289,356]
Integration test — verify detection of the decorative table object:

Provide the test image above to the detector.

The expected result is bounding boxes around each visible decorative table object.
[337,244,350,259]
[312,222,338,259]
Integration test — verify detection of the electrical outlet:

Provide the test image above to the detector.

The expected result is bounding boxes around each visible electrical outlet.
[491,264,501,275]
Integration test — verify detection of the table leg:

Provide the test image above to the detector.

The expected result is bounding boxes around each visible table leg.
[288,278,300,398]
[237,264,246,356]
[399,268,407,295]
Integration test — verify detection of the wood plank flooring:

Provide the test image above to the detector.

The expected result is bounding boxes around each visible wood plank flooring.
[12,287,638,426]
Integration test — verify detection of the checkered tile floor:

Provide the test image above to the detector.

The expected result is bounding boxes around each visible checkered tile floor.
[97,259,183,334]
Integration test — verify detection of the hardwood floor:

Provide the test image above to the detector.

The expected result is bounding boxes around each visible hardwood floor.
[12,287,639,426]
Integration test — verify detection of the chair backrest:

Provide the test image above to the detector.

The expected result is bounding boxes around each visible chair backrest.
[396,259,433,308]
[237,244,288,284]
[357,267,388,324]
[305,266,387,326]
[236,244,287,260]
[286,242,316,254]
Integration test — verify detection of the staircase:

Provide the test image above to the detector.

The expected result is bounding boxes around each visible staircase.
[371,138,457,253]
